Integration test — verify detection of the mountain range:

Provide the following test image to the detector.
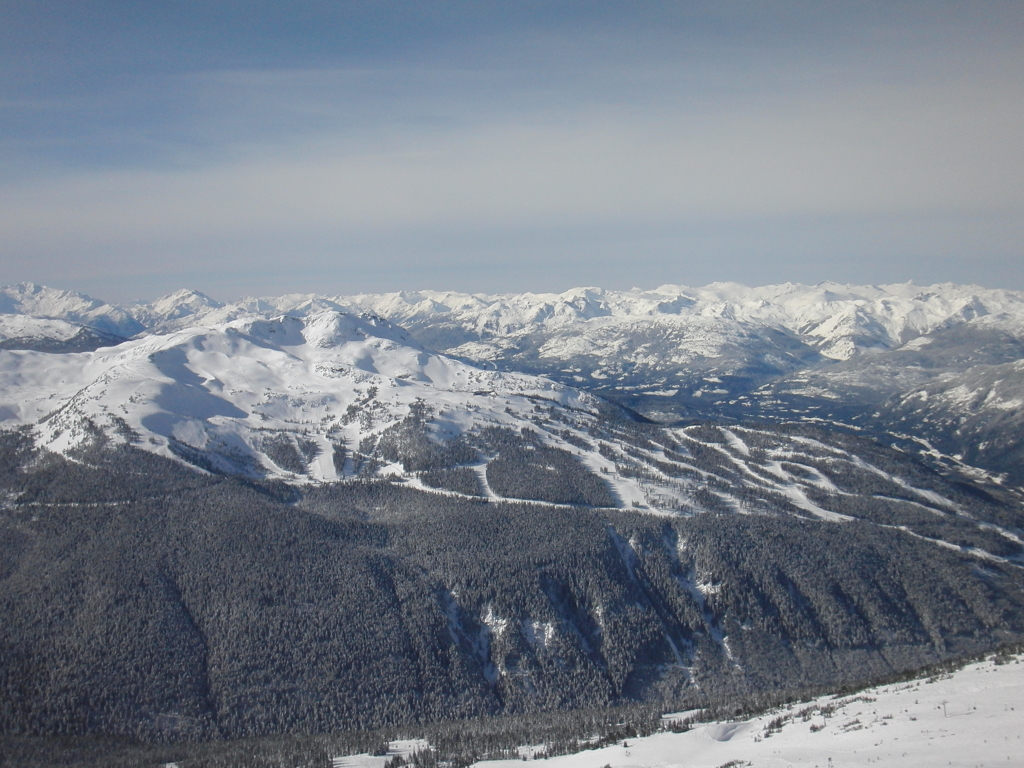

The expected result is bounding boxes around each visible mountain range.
[3,280,1024,484]
[1,280,1023,753]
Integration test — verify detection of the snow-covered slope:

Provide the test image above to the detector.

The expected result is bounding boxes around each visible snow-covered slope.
[877,358,1024,485]
[0,309,602,483]
[434,652,1024,768]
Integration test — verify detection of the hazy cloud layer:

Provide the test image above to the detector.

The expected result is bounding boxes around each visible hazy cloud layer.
[1,2,1022,301]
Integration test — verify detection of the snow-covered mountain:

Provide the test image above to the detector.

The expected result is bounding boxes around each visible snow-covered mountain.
[0,309,603,485]
[0,282,142,339]
[324,283,1024,419]
[10,280,1016,363]
[127,287,226,330]
[2,285,1020,549]
[0,314,122,352]
[334,282,1016,363]
[733,316,1024,422]
[129,281,1015,420]
[876,357,1024,484]
[3,280,1024,486]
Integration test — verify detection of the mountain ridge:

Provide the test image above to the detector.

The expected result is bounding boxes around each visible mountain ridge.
[5,280,1023,355]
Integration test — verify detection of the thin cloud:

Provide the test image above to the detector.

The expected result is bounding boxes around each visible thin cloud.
[2,74,1020,240]
[0,2,1022,299]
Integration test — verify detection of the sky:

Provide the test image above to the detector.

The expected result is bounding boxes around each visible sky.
[1,1,1023,303]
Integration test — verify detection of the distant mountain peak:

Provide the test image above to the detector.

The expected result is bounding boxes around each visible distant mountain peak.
[0,282,143,337]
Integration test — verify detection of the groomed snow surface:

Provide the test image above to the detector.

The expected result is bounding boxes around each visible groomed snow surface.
[336,654,1024,768]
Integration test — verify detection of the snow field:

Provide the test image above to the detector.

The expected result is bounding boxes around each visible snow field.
[461,654,1024,768]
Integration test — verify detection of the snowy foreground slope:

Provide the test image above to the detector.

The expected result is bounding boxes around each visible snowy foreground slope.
[338,653,1024,768]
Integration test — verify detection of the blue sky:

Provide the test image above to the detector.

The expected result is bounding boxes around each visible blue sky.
[1,1,1022,302]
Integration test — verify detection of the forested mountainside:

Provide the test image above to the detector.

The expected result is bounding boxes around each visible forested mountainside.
[1,421,1023,742]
